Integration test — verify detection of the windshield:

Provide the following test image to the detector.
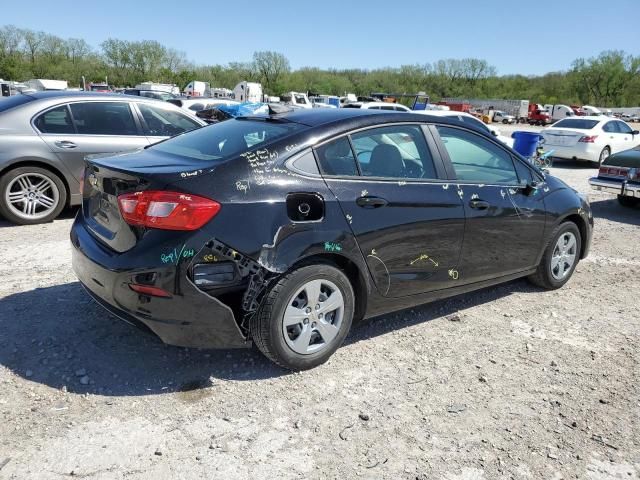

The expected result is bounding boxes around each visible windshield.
[553,119,599,129]
[0,94,36,113]
[149,119,305,162]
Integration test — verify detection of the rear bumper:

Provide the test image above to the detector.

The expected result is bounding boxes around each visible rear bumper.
[544,143,600,162]
[70,218,249,349]
[589,177,640,197]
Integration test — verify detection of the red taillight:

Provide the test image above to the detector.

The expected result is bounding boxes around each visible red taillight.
[129,284,172,298]
[579,135,598,143]
[117,190,220,230]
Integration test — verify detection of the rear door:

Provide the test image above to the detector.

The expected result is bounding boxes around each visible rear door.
[315,123,465,297]
[36,101,150,182]
[432,125,546,284]
[613,121,637,152]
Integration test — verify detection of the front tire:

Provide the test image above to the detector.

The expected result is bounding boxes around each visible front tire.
[617,195,639,208]
[0,166,66,225]
[528,222,581,290]
[251,263,355,370]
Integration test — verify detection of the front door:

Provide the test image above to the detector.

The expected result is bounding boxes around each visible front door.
[433,125,546,284]
[315,124,465,297]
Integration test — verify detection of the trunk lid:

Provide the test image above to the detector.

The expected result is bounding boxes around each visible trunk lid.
[542,128,586,147]
[82,149,218,253]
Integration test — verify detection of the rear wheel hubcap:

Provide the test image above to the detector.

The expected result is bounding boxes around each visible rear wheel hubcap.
[5,173,59,220]
[282,279,344,355]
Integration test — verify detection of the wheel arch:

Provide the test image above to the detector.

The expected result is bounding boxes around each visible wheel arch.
[557,213,589,259]
[0,159,73,207]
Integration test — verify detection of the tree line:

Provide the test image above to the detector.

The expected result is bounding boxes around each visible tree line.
[1,25,639,107]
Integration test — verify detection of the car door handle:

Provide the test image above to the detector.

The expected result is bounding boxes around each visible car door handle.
[356,196,388,208]
[54,140,77,149]
[469,199,490,210]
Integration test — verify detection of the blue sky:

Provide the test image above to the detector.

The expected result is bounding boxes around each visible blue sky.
[4,0,638,75]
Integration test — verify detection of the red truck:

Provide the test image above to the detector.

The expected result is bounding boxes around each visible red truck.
[527,104,551,125]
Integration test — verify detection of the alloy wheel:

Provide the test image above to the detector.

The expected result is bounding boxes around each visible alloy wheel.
[550,232,577,280]
[282,279,345,355]
[5,173,60,221]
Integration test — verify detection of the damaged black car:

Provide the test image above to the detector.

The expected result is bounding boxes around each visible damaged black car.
[71,108,593,370]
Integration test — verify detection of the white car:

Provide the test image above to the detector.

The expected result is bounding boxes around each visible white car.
[541,116,639,165]
[417,110,514,147]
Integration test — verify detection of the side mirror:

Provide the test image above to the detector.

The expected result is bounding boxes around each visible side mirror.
[632,130,639,135]
[491,130,499,137]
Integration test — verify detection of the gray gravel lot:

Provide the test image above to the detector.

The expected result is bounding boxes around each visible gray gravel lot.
[0,152,638,479]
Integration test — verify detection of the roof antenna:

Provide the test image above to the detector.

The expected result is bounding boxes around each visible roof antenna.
[268,103,293,115]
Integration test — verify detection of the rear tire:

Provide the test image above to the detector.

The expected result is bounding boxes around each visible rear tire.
[251,263,354,370]
[595,146,610,167]
[617,195,639,208]
[0,166,66,225]
[528,222,581,290]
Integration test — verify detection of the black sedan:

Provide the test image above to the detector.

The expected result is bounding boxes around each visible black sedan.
[71,108,593,370]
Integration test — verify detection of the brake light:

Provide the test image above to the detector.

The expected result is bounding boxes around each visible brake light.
[117,190,220,230]
[129,284,172,298]
[579,135,598,143]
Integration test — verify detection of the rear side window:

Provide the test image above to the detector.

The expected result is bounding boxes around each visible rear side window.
[149,118,304,162]
[351,125,436,179]
[602,122,617,133]
[437,126,518,184]
[138,103,201,136]
[315,137,359,176]
[34,105,75,134]
[70,102,138,135]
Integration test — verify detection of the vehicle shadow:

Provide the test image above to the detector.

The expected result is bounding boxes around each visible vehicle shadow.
[0,282,285,397]
[548,159,596,170]
[590,197,640,226]
[0,207,78,228]
[0,278,537,396]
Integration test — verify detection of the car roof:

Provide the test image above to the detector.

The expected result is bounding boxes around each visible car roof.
[264,108,490,136]
[23,91,131,101]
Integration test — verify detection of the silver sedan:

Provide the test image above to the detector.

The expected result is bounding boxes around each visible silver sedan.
[0,91,206,224]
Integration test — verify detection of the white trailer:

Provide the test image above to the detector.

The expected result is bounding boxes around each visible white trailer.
[233,82,263,103]
[544,104,575,121]
[27,79,68,91]
[184,81,210,97]
[135,82,180,95]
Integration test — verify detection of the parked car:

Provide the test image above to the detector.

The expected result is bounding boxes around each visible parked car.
[493,110,516,124]
[589,146,640,207]
[123,89,177,101]
[342,101,412,112]
[0,91,206,224]
[71,108,592,370]
[166,98,238,113]
[541,117,639,166]
[419,110,514,147]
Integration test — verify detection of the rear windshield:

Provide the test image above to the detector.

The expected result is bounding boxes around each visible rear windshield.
[553,119,599,129]
[0,94,36,113]
[149,118,304,161]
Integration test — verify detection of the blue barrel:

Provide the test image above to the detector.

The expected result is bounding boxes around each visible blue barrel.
[511,131,542,157]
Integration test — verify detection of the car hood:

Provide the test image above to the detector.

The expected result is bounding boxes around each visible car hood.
[602,146,640,168]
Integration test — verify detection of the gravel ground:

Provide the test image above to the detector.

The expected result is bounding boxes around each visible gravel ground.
[0,158,638,479]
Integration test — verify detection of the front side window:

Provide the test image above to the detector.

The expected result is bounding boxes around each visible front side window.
[34,105,75,134]
[315,137,359,176]
[138,103,201,137]
[436,126,518,184]
[351,125,436,179]
[69,102,138,135]
[615,121,633,134]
